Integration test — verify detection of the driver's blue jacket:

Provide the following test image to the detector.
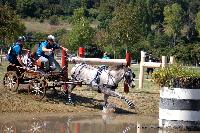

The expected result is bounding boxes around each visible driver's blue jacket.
[7,42,22,64]
[35,41,60,60]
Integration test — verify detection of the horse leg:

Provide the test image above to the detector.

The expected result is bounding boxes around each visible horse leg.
[100,87,135,109]
[65,84,76,105]
[103,94,109,107]
[146,68,149,79]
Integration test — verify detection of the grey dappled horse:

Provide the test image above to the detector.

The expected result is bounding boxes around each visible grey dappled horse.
[67,63,136,109]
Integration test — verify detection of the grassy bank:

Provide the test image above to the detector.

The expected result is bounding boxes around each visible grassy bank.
[23,19,72,33]
[23,19,99,33]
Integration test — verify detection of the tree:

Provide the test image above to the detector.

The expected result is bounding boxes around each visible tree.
[16,0,38,18]
[70,8,86,24]
[146,0,164,33]
[0,0,17,9]
[106,2,149,58]
[67,8,94,52]
[0,5,25,47]
[195,11,200,36]
[96,1,114,29]
[163,3,184,46]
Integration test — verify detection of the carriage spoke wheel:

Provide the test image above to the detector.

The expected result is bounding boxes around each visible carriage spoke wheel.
[27,118,44,133]
[1,122,16,133]
[3,71,19,92]
[28,79,46,101]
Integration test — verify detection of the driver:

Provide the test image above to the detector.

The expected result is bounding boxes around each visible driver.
[7,36,26,67]
[35,35,68,72]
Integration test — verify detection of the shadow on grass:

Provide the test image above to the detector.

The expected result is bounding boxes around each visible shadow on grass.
[114,107,136,114]
[45,89,136,115]
[131,91,159,95]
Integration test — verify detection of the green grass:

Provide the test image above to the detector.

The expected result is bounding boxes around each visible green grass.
[0,61,9,80]
[130,64,160,93]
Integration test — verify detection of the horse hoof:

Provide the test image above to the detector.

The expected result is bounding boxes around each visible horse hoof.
[131,84,135,88]
[70,102,76,106]
[65,101,76,106]
[106,103,116,109]
[102,106,115,114]
[129,103,135,109]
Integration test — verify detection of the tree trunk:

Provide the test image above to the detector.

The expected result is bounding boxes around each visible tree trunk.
[173,33,177,46]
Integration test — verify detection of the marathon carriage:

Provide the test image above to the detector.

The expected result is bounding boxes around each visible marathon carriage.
[3,51,81,101]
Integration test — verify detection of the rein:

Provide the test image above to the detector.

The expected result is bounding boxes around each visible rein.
[71,63,87,80]
[94,65,127,88]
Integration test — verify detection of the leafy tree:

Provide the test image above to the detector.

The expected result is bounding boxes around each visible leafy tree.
[0,0,16,9]
[94,29,109,51]
[191,43,200,65]
[180,0,200,41]
[52,28,68,40]
[67,19,94,52]
[49,15,59,25]
[70,8,86,24]
[0,4,25,46]
[53,29,69,47]
[195,11,200,36]
[187,0,200,15]
[16,0,64,18]
[163,3,184,46]
[146,0,164,33]
[88,8,99,20]
[16,0,39,18]
[67,9,94,52]
[47,4,64,16]
[96,1,114,29]
[107,2,148,58]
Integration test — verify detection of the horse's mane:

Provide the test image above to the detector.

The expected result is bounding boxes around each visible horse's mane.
[78,63,127,71]
[109,64,126,71]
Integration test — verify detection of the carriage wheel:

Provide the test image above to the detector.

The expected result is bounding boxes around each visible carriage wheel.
[28,79,46,101]
[1,122,17,133]
[3,71,19,92]
[26,118,44,133]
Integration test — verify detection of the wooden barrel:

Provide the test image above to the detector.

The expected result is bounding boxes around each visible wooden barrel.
[159,87,200,130]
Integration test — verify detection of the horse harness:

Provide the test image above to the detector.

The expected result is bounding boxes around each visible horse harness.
[71,63,118,90]
[71,63,87,81]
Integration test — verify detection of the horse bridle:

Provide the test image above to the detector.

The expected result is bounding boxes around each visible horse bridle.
[123,68,134,85]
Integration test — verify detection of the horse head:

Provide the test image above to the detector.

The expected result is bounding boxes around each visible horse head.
[124,66,136,88]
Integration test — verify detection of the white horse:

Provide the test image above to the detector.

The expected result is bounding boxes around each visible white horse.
[67,63,136,109]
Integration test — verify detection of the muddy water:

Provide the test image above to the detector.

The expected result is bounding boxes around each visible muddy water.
[0,113,199,133]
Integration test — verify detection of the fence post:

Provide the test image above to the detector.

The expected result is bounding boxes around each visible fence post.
[75,123,80,133]
[62,49,68,92]
[126,52,131,67]
[78,47,84,57]
[139,51,145,89]
[162,56,167,68]
[169,56,175,64]
[137,122,142,133]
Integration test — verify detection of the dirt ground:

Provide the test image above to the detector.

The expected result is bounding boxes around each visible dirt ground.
[0,83,160,116]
